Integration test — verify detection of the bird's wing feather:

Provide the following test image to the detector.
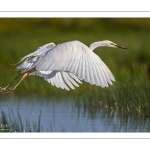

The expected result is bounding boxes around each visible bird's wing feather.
[20,42,56,61]
[29,70,82,90]
[34,40,115,88]
[17,42,55,72]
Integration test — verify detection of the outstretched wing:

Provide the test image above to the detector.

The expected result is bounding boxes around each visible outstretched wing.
[33,40,115,88]
[17,42,56,72]
[16,41,83,90]
[29,70,82,91]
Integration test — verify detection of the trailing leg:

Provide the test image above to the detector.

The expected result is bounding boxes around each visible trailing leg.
[0,68,36,94]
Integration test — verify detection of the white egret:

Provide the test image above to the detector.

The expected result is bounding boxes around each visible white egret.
[0,40,126,93]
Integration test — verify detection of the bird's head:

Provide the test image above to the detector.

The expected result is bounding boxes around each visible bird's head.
[102,40,127,49]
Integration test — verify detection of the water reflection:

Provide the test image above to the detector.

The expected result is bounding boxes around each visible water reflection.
[0,97,150,132]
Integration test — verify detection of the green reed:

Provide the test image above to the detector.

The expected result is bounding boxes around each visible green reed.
[0,107,42,132]
[74,81,150,116]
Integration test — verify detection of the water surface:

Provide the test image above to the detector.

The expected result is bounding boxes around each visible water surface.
[0,97,150,132]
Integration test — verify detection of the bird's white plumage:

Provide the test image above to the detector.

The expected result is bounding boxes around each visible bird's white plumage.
[17,40,116,90]
[17,42,56,73]
[30,71,82,90]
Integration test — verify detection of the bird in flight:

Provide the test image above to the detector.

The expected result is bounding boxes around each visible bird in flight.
[0,40,126,93]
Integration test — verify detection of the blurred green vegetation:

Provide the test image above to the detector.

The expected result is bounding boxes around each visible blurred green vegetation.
[0,18,150,97]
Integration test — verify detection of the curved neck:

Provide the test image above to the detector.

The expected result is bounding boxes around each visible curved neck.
[89,41,106,51]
